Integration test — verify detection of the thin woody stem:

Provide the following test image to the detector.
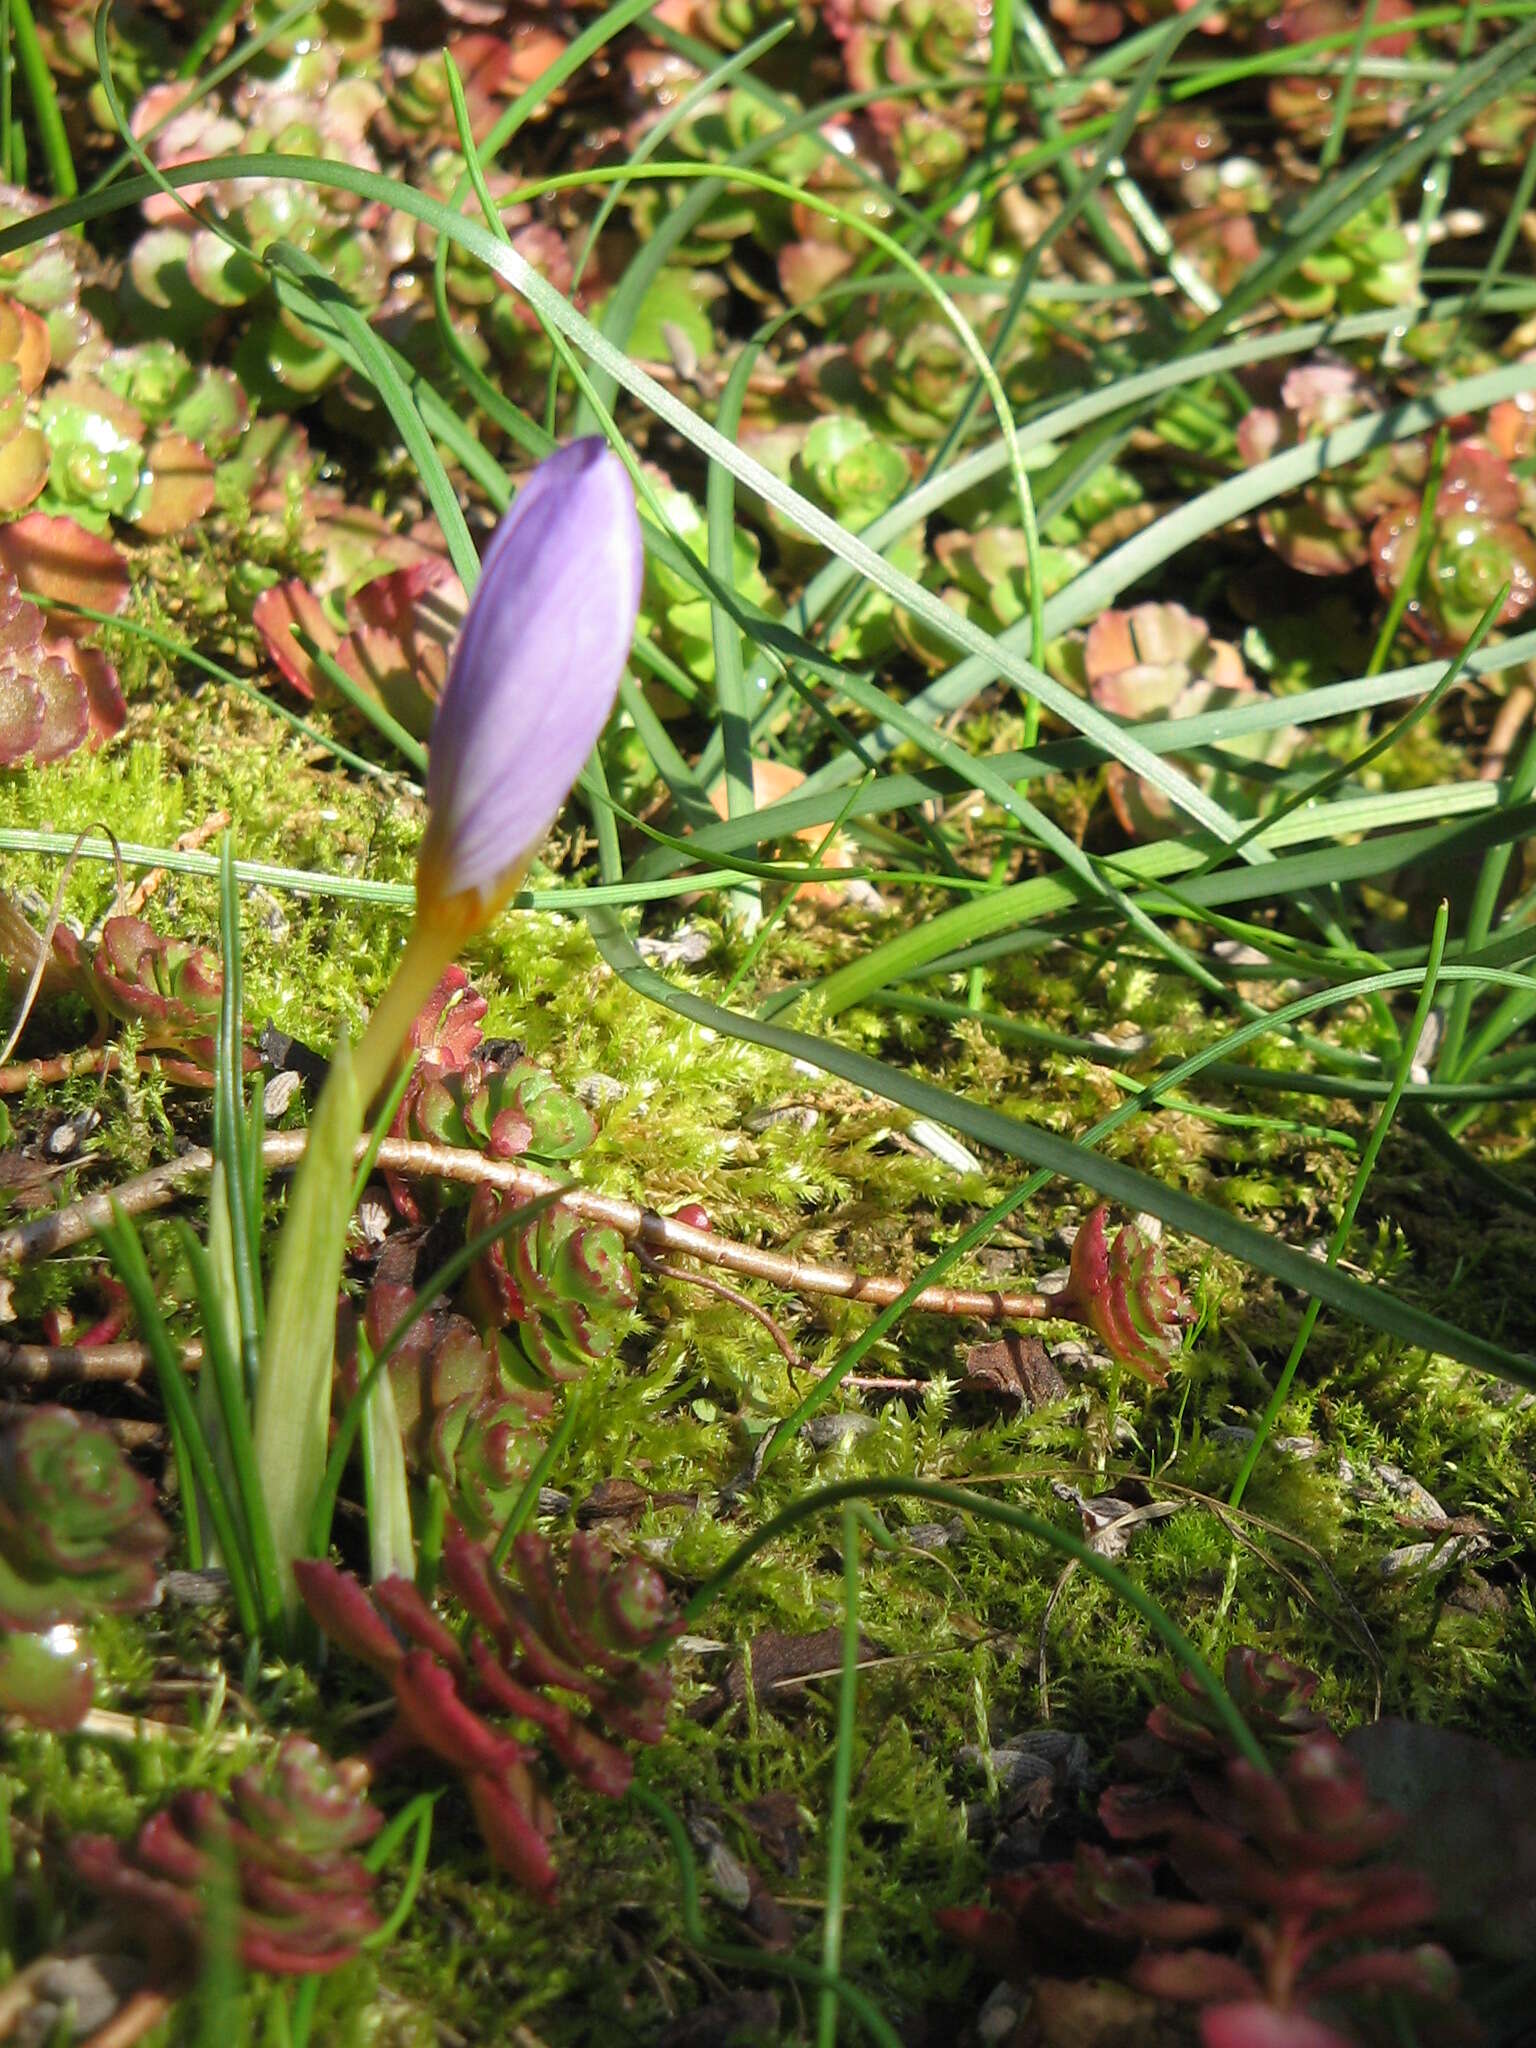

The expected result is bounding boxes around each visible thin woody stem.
[0,1047,216,1094]
[0,1132,1054,1321]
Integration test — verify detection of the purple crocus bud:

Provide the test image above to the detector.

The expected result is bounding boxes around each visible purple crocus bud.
[417,438,643,940]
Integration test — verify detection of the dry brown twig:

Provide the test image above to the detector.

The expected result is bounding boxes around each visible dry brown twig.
[0,1046,215,1095]
[0,1133,1054,1322]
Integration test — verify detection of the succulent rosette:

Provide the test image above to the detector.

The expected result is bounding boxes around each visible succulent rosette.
[1370,440,1536,651]
[0,1406,169,1632]
[467,1186,638,1381]
[72,1737,382,1976]
[1275,193,1418,320]
[0,543,126,769]
[295,1531,679,1898]
[1050,1205,1191,1382]
[353,1283,552,1541]
[896,527,1086,670]
[943,1651,1469,2048]
[824,0,991,134]
[1052,603,1298,838]
[1143,1648,1330,1763]
[70,916,225,1060]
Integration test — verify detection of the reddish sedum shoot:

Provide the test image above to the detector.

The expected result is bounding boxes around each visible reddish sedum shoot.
[1051,1205,1192,1382]
[71,1737,382,1977]
[295,1529,679,1899]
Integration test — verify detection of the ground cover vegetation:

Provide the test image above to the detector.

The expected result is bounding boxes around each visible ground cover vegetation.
[0,0,1534,2041]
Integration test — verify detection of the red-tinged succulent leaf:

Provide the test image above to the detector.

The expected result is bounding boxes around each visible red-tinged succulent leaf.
[467,1635,634,1796]
[83,916,225,1056]
[1146,1647,1328,1765]
[0,573,42,658]
[0,425,49,513]
[932,1904,1031,1982]
[465,1768,559,1901]
[294,1557,405,1672]
[0,294,49,393]
[252,578,342,700]
[306,1534,674,1901]
[0,664,43,762]
[1199,2005,1357,2048]
[1132,1950,1261,2003]
[468,1187,637,1378]
[69,1831,202,1950]
[432,1399,544,1542]
[1369,438,1536,651]
[406,962,487,1067]
[373,1574,466,1672]
[1102,1783,1215,1840]
[29,654,89,762]
[130,431,217,537]
[67,641,127,745]
[0,1405,168,1629]
[392,1648,528,1776]
[441,1526,517,1640]
[0,512,130,627]
[230,1737,381,1858]
[0,1622,95,1730]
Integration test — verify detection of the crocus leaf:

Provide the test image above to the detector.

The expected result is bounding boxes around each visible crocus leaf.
[253,1032,363,1616]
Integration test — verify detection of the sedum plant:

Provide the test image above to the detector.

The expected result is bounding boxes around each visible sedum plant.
[941,1648,1469,2048]
[350,1283,552,1542]
[1370,439,1536,651]
[0,1406,169,1730]
[467,1187,638,1382]
[0,547,125,767]
[71,1736,382,1976]
[1052,603,1298,839]
[1051,1204,1192,1382]
[296,1529,679,1899]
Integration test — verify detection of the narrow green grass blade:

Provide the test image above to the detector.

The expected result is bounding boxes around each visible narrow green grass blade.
[818,1506,861,2048]
[590,911,1536,1389]
[8,0,74,196]
[359,1332,414,1585]
[1229,904,1451,1507]
[101,1206,261,1638]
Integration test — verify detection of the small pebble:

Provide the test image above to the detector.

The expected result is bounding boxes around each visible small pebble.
[745,1102,818,1134]
[263,1068,303,1118]
[16,1956,140,2048]
[1378,1535,1487,1578]
[958,1745,1055,1794]
[1372,1461,1448,1524]
[354,1191,393,1248]
[801,1413,877,1452]
[159,1569,232,1606]
[45,1109,98,1160]
[635,926,711,967]
[574,1072,624,1108]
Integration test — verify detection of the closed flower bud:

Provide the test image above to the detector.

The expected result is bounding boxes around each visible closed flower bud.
[417,437,643,939]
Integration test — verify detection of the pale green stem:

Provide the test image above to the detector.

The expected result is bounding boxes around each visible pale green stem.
[351,920,460,1110]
